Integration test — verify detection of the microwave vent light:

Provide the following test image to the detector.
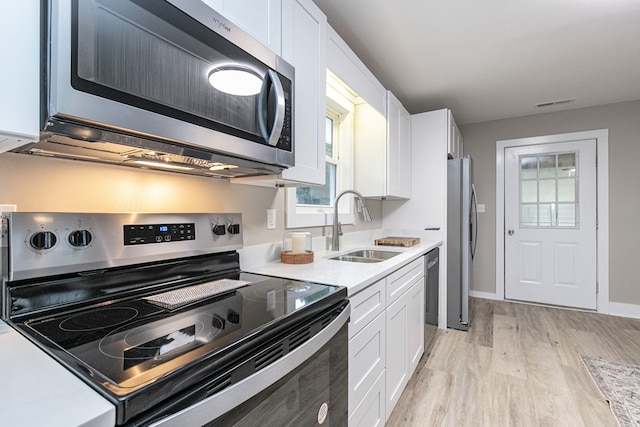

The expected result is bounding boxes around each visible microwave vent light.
[131,160,195,171]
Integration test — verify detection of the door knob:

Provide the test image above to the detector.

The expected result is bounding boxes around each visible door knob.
[507,229,515,236]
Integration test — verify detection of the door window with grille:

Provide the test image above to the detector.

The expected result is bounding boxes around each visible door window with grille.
[519,152,579,228]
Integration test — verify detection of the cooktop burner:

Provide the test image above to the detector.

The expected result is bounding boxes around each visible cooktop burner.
[59,307,140,332]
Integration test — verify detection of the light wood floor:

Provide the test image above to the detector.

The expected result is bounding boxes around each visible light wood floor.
[387,297,640,426]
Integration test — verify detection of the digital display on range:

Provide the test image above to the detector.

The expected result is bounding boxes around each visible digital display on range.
[123,223,195,245]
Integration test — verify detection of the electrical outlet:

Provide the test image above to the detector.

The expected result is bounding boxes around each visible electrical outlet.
[0,204,17,213]
[267,209,276,230]
[477,204,485,213]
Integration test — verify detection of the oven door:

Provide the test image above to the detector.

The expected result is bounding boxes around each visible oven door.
[49,0,294,166]
[147,302,349,427]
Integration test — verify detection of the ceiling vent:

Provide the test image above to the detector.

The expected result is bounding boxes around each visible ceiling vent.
[536,98,576,108]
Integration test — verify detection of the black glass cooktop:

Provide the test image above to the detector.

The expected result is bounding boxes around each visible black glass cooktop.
[21,272,342,395]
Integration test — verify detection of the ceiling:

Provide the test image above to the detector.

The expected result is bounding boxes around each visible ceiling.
[311,0,640,124]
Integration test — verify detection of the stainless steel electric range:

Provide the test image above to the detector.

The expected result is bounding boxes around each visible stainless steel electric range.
[0,213,349,426]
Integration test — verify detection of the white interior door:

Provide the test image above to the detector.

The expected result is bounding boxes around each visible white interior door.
[504,140,597,309]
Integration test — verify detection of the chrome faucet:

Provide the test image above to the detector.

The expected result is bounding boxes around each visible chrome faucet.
[332,190,373,251]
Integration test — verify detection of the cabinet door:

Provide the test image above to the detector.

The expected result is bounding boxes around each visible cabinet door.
[386,91,411,199]
[202,0,282,54]
[279,0,327,185]
[230,0,327,187]
[354,103,387,197]
[348,369,385,427]
[385,275,425,421]
[385,292,409,420]
[407,278,425,376]
[348,312,386,417]
[0,2,40,152]
[327,27,386,116]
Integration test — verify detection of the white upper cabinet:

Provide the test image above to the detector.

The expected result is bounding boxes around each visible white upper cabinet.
[326,28,410,199]
[327,27,386,116]
[278,0,327,185]
[354,91,411,200]
[231,0,327,187]
[447,110,463,159]
[385,91,411,199]
[382,108,463,236]
[201,0,282,54]
[0,3,40,153]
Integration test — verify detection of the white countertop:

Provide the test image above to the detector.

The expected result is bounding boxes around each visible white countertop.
[0,321,115,427]
[243,239,442,296]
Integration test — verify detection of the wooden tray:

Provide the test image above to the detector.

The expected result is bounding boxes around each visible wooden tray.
[281,251,314,264]
[374,236,420,247]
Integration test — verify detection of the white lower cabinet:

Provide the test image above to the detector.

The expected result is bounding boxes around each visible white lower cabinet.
[348,257,425,426]
[349,312,386,416]
[385,289,410,415]
[349,369,386,427]
[386,277,425,420]
[408,279,426,376]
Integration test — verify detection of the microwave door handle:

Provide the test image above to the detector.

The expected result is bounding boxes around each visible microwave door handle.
[257,70,286,146]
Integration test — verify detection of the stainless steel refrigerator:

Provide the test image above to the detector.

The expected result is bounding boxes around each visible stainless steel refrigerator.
[447,156,477,331]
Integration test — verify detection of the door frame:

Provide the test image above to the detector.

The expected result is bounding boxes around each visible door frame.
[496,129,609,313]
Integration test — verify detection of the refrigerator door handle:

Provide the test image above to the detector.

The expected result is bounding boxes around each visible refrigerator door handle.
[470,184,478,261]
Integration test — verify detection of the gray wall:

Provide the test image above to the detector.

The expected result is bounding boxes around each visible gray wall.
[0,153,382,247]
[460,99,640,305]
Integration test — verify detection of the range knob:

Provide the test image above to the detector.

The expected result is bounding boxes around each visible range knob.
[227,224,240,235]
[211,314,226,330]
[227,310,240,324]
[30,231,57,250]
[68,230,93,247]
[212,224,226,236]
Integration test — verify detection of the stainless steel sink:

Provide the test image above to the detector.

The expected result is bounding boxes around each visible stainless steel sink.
[329,249,401,263]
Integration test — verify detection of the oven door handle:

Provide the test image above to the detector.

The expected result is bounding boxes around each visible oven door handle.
[149,303,350,427]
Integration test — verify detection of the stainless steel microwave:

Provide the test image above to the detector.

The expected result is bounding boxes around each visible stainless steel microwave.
[17,0,295,178]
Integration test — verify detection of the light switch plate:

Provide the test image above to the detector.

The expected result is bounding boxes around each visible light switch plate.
[0,204,17,213]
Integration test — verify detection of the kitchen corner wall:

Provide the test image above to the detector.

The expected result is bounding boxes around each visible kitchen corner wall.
[0,153,382,247]
[460,99,640,306]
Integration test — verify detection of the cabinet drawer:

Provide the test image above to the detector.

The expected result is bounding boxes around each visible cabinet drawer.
[348,279,386,339]
[348,312,385,414]
[348,369,385,427]
[386,257,424,305]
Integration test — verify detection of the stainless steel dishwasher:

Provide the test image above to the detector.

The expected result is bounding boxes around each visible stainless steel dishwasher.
[425,248,440,349]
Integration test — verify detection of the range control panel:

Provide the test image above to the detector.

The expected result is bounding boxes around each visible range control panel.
[124,223,195,245]
[2,213,243,282]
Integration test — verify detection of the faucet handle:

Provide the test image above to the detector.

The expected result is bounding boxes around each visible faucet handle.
[337,222,343,236]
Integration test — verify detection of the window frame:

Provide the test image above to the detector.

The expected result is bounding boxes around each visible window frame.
[285,72,356,229]
[518,151,580,229]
